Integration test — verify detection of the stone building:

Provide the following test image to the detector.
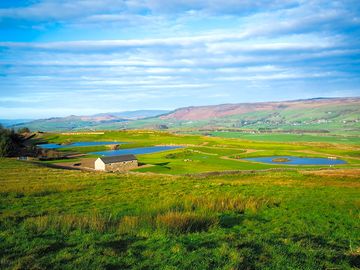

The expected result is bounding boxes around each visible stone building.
[94,154,138,172]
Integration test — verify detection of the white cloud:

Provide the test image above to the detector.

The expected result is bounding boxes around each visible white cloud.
[0,0,359,118]
[0,0,299,21]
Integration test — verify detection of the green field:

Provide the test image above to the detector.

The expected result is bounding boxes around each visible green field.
[39,130,360,174]
[1,131,360,269]
[194,131,360,145]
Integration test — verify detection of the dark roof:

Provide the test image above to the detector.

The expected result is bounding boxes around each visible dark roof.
[98,154,137,164]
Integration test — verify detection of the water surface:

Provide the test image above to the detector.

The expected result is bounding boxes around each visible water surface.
[91,146,182,156]
[38,141,124,149]
[244,156,346,165]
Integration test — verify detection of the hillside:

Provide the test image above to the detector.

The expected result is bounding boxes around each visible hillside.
[11,115,126,132]
[11,110,169,132]
[160,97,360,121]
[0,119,33,127]
[129,97,360,134]
[11,98,360,134]
[94,110,169,120]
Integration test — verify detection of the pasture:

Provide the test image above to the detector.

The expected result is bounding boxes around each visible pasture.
[0,130,359,269]
[38,130,360,174]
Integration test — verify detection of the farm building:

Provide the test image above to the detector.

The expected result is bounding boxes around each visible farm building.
[94,154,138,172]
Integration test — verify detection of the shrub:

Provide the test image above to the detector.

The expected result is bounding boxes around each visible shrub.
[165,150,193,159]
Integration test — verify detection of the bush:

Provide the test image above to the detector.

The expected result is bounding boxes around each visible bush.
[165,150,193,159]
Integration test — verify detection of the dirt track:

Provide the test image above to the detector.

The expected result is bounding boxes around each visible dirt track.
[55,158,96,170]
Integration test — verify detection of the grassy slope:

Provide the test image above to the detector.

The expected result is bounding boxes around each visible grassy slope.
[125,103,360,134]
[0,158,359,269]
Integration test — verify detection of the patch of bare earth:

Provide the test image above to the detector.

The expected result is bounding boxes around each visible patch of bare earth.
[55,158,96,170]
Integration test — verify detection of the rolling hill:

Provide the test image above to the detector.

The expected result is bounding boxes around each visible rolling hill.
[10,98,360,134]
[128,97,360,134]
[93,110,169,120]
[160,97,359,120]
[0,119,33,127]
[10,110,169,132]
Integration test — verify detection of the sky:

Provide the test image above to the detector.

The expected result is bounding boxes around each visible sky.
[0,0,360,119]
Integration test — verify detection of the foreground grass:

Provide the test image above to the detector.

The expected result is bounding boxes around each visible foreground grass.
[0,158,359,269]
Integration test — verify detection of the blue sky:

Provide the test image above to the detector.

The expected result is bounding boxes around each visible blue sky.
[0,0,360,119]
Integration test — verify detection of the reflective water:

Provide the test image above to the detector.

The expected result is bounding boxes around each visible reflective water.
[244,156,346,165]
[38,141,124,149]
[91,146,182,156]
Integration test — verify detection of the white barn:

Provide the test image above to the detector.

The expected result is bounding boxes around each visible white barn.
[95,154,138,172]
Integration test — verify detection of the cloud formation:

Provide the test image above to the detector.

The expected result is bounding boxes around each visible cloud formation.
[0,0,359,118]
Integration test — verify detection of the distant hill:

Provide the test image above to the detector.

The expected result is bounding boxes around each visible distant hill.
[11,98,360,134]
[11,110,169,132]
[0,119,33,127]
[93,110,170,120]
[160,97,360,121]
[127,97,360,134]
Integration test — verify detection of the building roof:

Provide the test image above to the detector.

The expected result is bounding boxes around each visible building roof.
[98,154,137,164]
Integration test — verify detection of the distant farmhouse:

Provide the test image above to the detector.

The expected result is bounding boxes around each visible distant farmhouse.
[95,154,138,172]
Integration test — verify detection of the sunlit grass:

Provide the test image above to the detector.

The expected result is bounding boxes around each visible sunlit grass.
[0,129,359,270]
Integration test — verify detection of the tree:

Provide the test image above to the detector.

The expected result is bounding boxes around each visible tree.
[0,131,14,157]
[18,127,30,133]
[0,126,21,157]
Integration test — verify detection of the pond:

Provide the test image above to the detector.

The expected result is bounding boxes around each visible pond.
[91,146,182,156]
[244,156,346,165]
[38,141,124,149]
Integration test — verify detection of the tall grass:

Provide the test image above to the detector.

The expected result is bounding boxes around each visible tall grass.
[146,194,276,215]
[22,195,276,235]
[23,213,116,233]
[184,195,275,213]
[156,211,217,233]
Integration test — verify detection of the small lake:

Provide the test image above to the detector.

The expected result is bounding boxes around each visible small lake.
[91,146,182,156]
[244,156,346,165]
[38,141,124,149]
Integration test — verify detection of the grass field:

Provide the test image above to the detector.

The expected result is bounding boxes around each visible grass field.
[0,158,359,269]
[1,130,359,269]
[37,130,360,174]
[195,131,360,145]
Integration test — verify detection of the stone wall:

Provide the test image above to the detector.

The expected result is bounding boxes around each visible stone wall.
[105,160,138,172]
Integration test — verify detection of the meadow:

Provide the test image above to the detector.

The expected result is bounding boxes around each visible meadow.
[193,131,360,145]
[39,130,360,174]
[0,131,359,269]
